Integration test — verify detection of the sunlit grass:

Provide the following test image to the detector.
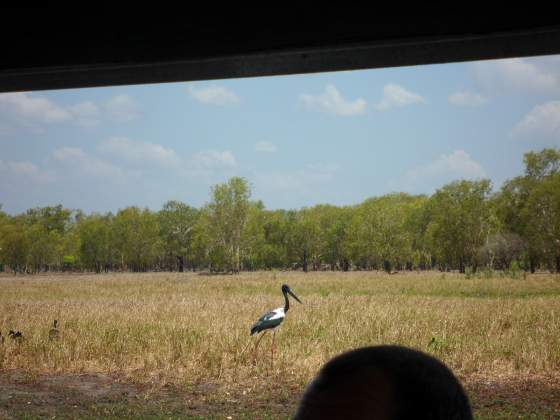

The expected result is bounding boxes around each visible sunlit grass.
[1,271,559,394]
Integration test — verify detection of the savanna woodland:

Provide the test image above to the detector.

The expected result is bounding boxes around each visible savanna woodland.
[2,148,560,418]
[1,148,559,276]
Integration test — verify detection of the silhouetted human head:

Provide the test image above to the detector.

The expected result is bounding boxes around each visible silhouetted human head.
[295,345,472,420]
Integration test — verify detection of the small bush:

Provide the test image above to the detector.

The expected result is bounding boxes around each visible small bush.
[508,260,523,280]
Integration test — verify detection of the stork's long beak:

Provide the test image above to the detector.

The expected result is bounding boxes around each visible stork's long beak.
[289,289,302,304]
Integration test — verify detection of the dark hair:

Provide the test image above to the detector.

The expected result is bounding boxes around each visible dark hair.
[294,345,472,420]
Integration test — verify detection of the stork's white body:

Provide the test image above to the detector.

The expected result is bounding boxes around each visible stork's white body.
[269,307,285,320]
[250,284,302,367]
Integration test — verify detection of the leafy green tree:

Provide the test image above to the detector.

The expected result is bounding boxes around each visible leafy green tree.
[190,207,216,270]
[57,224,80,270]
[158,200,199,271]
[404,195,432,270]
[348,193,418,272]
[0,220,29,274]
[241,201,268,270]
[295,204,354,271]
[425,180,496,272]
[205,177,251,273]
[78,214,114,272]
[26,223,61,272]
[496,148,560,272]
[524,148,560,179]
[113,207,162,272]
[255,209,292,269]
[286,208,321,272]
[322,205,353,271]
[25,205,71,234]
[523,174,560,272]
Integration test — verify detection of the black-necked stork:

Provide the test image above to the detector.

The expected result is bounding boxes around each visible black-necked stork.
[250,284,302,366]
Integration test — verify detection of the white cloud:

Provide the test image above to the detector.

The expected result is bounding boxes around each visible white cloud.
[300,84,366,116]
[448,91,488,107]
[192,150,236,168]
[105,94,139,122]
[0,92,72,125]
[472,58,560,94]
[407,150,486,181]
[0,160,36,175]
[69,101,100,127]
[53,147,128,179]
[512,101,560,140]
[255,141,277,153]
[375,83,425,111]
[187,85,240,106]
[0,159,55,184]
[0,93,108,132]
[0,93,139,128]
[99,137,181,168]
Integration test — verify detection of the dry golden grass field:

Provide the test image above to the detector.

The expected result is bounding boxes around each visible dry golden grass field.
[1,271,560,419]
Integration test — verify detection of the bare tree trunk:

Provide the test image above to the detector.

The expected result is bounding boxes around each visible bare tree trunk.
[383,260,391,274]
[530,256,536,273]
[236,244,240,274]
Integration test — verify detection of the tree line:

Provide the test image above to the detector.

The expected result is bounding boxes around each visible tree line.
[1,148,559,275]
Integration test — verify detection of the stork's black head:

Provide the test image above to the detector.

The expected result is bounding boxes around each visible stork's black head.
[282,284,302,304]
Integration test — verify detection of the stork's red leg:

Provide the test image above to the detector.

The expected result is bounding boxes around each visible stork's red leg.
[252,330,268,365]
[271,329,276,369]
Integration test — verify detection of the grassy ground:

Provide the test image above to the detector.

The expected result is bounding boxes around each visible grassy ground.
[1,271,559,419]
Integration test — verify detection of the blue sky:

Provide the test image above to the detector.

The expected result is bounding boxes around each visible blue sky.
[1,55,559,214]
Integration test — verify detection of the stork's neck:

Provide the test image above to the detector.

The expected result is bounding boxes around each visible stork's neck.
[283,291,290,313]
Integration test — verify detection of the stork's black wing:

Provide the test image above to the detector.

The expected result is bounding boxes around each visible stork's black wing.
[250,310,284,335]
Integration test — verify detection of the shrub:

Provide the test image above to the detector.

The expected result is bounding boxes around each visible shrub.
[508,260,523,280]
